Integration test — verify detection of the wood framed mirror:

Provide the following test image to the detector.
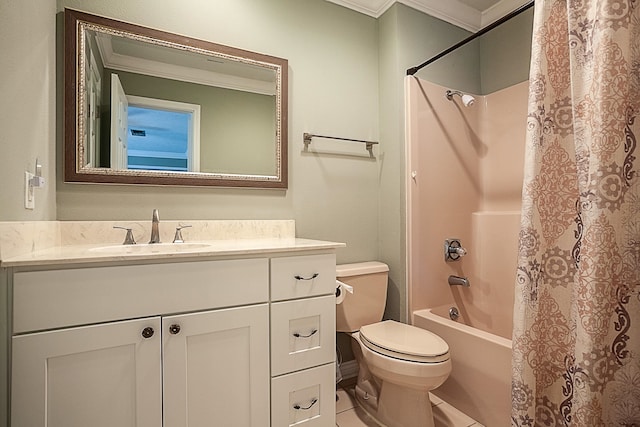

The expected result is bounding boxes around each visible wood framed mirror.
[64,9,288,188]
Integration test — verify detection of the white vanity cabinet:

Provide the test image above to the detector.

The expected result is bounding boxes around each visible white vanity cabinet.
[10,258,271,427]
[5,247,339,427]
[269,254,337,426]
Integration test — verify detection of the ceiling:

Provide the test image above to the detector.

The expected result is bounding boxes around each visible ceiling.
[326,0,532,32]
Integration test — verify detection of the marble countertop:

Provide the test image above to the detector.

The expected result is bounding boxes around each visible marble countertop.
[1,238,345,268]
[0,220,344,268]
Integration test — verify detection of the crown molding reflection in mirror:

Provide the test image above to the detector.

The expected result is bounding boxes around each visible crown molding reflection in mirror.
[64,9,288,188]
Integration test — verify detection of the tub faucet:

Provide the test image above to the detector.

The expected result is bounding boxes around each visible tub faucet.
[448,275,470,287]
[444,238,467,262]
[150,209,161,243]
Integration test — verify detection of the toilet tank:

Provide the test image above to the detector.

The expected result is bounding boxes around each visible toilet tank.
[336,261,389,333]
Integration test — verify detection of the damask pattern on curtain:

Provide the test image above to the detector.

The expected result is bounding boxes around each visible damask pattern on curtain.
[511,0,640,425]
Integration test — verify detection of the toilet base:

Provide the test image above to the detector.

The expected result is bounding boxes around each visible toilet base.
[356,379,435,427]
[349,333,439,427]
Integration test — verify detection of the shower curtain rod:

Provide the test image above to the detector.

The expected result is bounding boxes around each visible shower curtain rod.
[406,0,535,76]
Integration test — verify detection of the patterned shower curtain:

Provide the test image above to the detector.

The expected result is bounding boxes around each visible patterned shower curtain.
[511,0,640,425]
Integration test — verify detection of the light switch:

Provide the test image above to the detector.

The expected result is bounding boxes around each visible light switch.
[24,172,35,210]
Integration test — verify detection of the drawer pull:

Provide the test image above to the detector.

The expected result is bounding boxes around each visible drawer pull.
[169,324,181,335]
[294,273,319,281]
[141,327,155,339]
[293,329,318,338]
[293,398,318,411]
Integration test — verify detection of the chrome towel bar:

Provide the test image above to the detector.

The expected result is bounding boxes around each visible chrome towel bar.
[303,132,379,151]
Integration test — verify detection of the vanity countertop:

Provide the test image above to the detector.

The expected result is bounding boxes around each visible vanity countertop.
[0,238,345,268]
[0,220,345,268]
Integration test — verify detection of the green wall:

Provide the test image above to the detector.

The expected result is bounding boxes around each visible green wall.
[55,0,382,266]
[480,8,534,94]
[0,0,57,221]
[0,0,532,327]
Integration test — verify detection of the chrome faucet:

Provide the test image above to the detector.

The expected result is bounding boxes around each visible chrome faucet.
[444,238,467,262]
[150,209,161,243]
[173,224,192,243]
[113,226,136,245]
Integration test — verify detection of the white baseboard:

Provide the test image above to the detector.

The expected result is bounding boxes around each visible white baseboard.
[338,359,359,380]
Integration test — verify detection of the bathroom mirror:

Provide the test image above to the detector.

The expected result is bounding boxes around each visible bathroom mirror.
[64,9,288,188]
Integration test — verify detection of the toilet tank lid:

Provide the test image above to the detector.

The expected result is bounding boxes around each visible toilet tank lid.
[336,261,389,277]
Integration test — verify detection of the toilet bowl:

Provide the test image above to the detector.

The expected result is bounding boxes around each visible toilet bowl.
[336,262,451,427]
[359,321,451,390]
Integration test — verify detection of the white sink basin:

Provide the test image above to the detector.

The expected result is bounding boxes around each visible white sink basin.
[89,242,212,255]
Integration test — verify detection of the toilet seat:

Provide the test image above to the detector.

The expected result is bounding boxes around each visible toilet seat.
[359,320,449,364]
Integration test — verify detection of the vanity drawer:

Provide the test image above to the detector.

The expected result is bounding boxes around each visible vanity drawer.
[270,295,335,376]
[270,254,336,301]
[13,258,269,334]
[271,363,335,427]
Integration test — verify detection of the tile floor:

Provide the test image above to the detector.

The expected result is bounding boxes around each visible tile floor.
[335,381,484,427]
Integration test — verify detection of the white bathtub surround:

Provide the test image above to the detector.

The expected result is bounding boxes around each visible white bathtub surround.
[413,306,511,427]
[405,77,528,426]
[406,77,528,340]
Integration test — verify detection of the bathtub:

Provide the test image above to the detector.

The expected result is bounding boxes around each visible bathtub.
[413,305,512,427]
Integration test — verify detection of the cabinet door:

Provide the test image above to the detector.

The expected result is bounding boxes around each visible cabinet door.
[12,317,162,427]
[163,304,270,427]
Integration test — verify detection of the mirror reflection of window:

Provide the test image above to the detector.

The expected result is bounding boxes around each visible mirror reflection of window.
[126,96,201,172]
[109,73,201,172]
[127,106,191,172]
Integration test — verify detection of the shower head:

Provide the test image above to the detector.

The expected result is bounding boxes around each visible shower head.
[445,90,475,107]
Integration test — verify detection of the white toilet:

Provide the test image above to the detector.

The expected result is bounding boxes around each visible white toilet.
[336,262,451,427]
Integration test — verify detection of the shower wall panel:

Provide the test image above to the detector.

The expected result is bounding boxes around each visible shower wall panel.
[407,77,528,339]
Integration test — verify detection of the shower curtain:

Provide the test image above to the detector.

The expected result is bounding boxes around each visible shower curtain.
[511,0,640,425]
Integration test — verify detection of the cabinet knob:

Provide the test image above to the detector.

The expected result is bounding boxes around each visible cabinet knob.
[141,327,154,339]
[169,324,181,335]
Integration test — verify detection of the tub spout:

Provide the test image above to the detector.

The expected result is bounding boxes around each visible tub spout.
[448,275,470,287]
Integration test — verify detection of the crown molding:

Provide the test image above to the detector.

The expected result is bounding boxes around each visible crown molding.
[326,0,530,32]
[398,0,480,31]
[325,0,395,18]
[481,0,531,27]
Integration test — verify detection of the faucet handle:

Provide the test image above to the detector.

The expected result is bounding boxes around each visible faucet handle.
[173,224,192,243]
[444,238,467,262]
[113,226,136,245]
